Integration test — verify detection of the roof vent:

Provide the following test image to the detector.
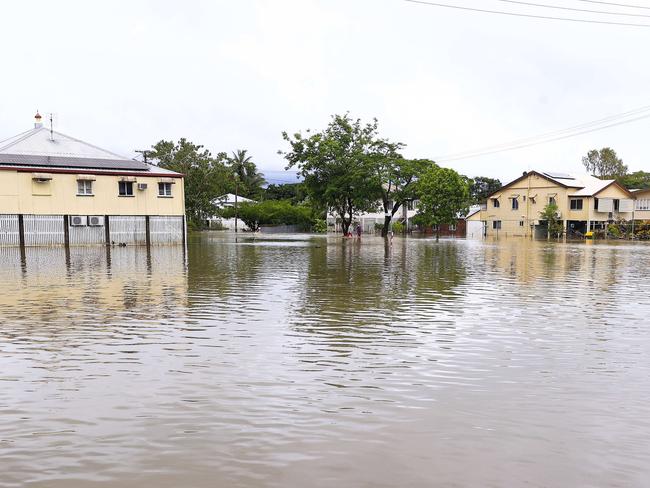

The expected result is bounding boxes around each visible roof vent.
[34,111,43,129]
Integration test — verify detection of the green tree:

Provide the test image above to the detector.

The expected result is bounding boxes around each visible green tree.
[281,114,382,235]
[220,200,315,232]
[539,203,563,239]
[582,148,628,178]
[150,138,228,227]
[370,148,432,237]
[228,149,266,200]
[415,166,470,240]
[264,182,307,204]
[618,170,650,190]
[469,176,502,204]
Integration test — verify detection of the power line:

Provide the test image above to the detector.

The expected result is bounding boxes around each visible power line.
[404,0,650,27]
[575,0,650,10]
[434,104,650,160]
[495,0,650,17]
[436,112,650,162]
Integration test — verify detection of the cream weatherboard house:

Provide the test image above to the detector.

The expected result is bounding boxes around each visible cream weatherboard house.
[0,113,185,247]
[473,170,635,238]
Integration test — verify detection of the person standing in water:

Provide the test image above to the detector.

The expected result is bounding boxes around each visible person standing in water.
[356,224,362,239]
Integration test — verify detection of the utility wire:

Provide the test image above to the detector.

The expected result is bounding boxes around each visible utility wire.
[435,112,650,162]
[576,0,650,10]
[434,104,650,159]
[495,0,650,17]
[404,0,650,27]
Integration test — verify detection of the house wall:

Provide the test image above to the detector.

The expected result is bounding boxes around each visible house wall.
[0,169,185,216]
[479,172,635,237]
[634,189,650,221]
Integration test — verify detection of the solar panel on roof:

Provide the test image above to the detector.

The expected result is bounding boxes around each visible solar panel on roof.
[0,153,150,171]
[543,171,575,180]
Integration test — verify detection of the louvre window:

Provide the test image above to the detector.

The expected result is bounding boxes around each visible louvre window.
[492,220,501,230]
[511,198,519,210]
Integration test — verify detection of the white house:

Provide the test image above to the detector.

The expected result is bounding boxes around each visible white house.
[207,193,256,231]
[327,200,420,233]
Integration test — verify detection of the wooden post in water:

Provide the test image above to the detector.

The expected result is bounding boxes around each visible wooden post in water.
[18,214,25,249]
[63,215,70,248]
[145,215,151,247]
[104,215,110,245]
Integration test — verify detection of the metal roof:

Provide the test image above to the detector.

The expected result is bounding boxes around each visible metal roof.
[0,125,180,175]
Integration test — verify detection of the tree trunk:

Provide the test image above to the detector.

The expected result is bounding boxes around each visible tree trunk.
[341,218,351,236]
[381,215,391,237]
[436,228,440,241]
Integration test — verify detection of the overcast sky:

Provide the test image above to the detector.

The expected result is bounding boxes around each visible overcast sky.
[1,0,648,184]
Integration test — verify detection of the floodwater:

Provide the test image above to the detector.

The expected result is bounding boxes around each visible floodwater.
[1,233,650,487]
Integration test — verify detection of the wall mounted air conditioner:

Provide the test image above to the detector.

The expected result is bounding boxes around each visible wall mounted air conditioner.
[137,183,148,191]
[70,215,87,226]
[88,216,104,226]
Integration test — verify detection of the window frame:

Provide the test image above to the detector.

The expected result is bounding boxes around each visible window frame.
[118,181,134,197]
[570,198,583,211]
[492,220,502,230]
[492,198,500,208]
[158,182,173,197]
[511,198,519,210]
[77,179,93,196]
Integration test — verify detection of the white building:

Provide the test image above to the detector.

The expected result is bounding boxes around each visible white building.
[207,193,256,231]
[327,200,420,233]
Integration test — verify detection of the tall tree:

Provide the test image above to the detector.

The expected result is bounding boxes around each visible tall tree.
[469,176,502,204]
[618,170,650,190]
[281,114,382,235]
[582,148,628,178]
[228,149,266,200]
[415,166,470,240]
[371,152,433,237]
[539,203,563,239]
[149,138,229,227]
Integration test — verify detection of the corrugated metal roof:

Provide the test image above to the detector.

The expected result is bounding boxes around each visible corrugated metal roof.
[0,125,181,176]
[0,153,149,171]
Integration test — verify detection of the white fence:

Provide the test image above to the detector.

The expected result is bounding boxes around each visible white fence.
[0,215,20,246]
[23,215,65,246]
[150,216,184,244]
[0,214,185,247]
[108,216,147,245]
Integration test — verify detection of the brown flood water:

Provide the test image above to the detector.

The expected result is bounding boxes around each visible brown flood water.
[1,233,650,487]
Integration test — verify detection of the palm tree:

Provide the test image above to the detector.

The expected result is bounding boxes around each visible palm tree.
[228,149,266,199]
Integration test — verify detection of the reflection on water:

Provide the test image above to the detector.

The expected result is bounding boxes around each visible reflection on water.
[1,234,650,487]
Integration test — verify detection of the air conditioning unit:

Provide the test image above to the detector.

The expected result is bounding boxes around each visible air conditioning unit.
[137,183,148,191]
[70,215,87,226]
[88,215,104,226]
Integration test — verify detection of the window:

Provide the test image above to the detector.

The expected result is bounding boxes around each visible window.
[614,199,620,212]
[519,221,524,227]
[570,199,583,210]
[522,196,526,202]
[431,224,439,231]
[549,196,556,206]
[492,198,500,208]
[492,220,501,230]
[594,197,599,211]
[118,181,134,196]
[511,198,519,210]
[77,180,93,196]
[530,196,536,204]
[449,224,456,231]
[158,182,172,197]
[636,199,650,211]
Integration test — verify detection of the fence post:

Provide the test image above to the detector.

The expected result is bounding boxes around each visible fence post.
[18,214,25,249]
[145,215,151,247]
[104,215,110,245]
[63,215,70,248]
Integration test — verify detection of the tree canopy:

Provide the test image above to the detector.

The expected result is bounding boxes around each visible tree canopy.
[469,176,502,204]
[415,166,470,239]
[227,149,266,200]
[149,138,229,226]
[618,170,650,190]
[582,148,628,178]
[281,114,384,235]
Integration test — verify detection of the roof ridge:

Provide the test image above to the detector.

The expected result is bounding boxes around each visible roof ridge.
[46,128,130,160]
[0,128,41,152]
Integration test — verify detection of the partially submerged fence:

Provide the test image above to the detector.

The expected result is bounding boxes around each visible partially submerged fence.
[0,214,185,247]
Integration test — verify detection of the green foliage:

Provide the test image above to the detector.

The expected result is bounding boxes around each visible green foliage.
[227,149,266,200]
[281,113,385,235]
[469,176,502,204]
[618,171,650,190]
[220,200,315,232]
[415,166,470,235]
[391,221,405,234]
[312,219,327,233]
[150,138,229,228]
[539,203,563,238]
[264,182,307,204]
[373,156,433,236]
[607,223,622,238]
[582,147,628,178]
